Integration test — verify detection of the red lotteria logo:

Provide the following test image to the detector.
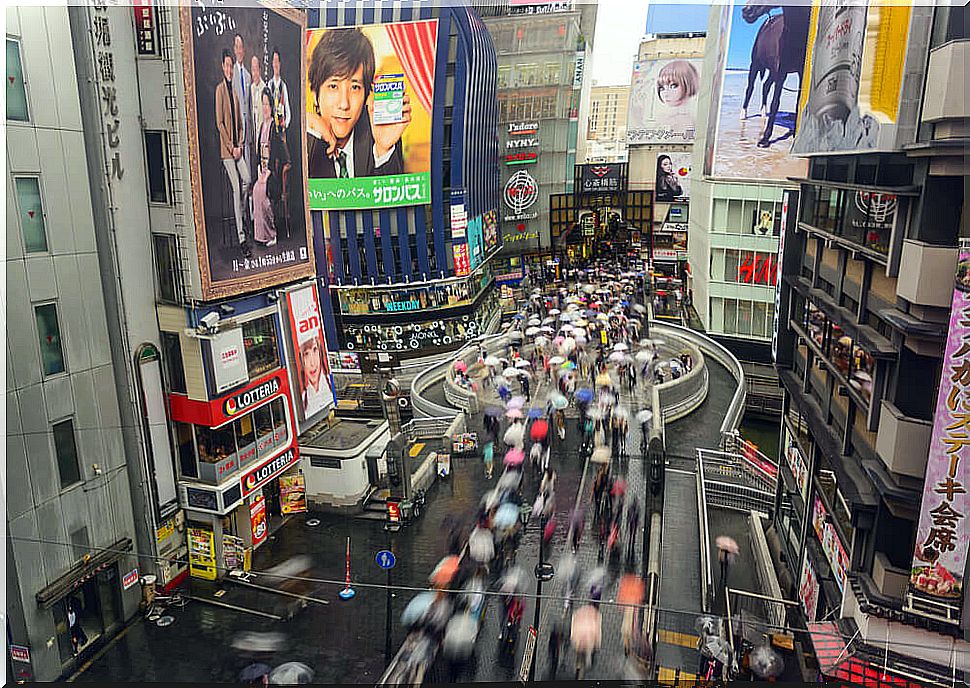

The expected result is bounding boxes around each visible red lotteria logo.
[225,398,239,416]
[223,377,281,418]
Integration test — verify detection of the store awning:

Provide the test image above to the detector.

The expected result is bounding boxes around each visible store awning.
[35,537,133,608]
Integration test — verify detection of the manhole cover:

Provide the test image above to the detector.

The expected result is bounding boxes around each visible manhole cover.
[156,615,175,627]
[306,518,321,527]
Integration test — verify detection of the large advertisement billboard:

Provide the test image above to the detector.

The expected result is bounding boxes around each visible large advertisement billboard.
[627,58,702,144]
[180,3,314,300]
[909,240,970,609]
[286,285,334,425]
[793,2,911,155]
[709,2,809,181]
[579,164,623,194]
[654,152,691,202]
[305,20,438,210]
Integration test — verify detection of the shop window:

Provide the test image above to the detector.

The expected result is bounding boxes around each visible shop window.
[830,322,851,376]
[6,38,29,122]
[242,314,279,378]
[723,298,738,335]
[175,422,198,479]
[53,418,81,489]
[270,397,288,444]
[752,301,767,338]
[195,423,236,468]
[497,65,511,89]
[737,300,753,336]
[153,234,182,304]
[144,131,171,204]
[804,301,826,349]
[850,342,875,404]
[14,176,48,253]
[723,249,739,283]
[254,403,275,452]
[35,303,66,376]
[234,414,257,466]
[160,332,186,393]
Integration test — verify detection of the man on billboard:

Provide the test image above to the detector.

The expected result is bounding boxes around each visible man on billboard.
[307,28,409,179]
[232,34,254,173]
[216,49,252,251]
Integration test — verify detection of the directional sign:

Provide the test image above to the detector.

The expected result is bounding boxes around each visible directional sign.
[376,550,396,570]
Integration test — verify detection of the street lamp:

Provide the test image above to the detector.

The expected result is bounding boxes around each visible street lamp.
[529,512,554,682]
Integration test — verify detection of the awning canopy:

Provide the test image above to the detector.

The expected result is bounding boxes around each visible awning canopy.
[35,537,133,608]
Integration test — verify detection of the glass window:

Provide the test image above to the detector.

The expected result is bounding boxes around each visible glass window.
[497,65,511,89]
[153,234,181,303]
[805,301,826,350]
[850,342,875,404]
[175,422,198,478]
[543,61,561,85]
[270,397,288,443]
[144,131,170,204]
[14,177,47,253]
[6,38,28,121]
[53,419,81,488]
[830,322,851,376]
[234,414,257,466]
[35,303,66,376]
[195,423,236,466]
[738,300,753,336]
[160,332,186,393]
[724,249,740,282]
[242,314,279,378]
[723,298,738,335]
[752,301,767,338]
[254,403,274,445]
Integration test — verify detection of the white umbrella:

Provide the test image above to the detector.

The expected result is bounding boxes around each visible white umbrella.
[614,342,629,352]
[549,355,566,365]
[591,446,611,464]
[269,662,314,684]
[468,527,495,562]
[503,367,519,378]
[636,409,653,425]
[549,308,561,315]
[548,392,568,410]
[609,351,627,363]
[504,424,525,447]
[442,614,479,659]
[485,355,501,367]
[635,350,651,363]
[525,326,540,336]
[528,317,542,326]
[515,359,531,368]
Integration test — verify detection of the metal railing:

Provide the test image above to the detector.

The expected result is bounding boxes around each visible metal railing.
[697,451,713,613]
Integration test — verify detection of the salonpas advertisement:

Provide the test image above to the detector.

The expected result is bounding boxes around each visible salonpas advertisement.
[305,20,438,210]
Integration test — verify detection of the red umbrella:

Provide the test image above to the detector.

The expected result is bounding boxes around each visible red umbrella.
[610,479,627,497]
[454,360,468,373]
[543,518,556,543]
[530,419,549,442]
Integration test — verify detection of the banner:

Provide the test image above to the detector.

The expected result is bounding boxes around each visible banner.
[812,495,849,594]
[798,555,820,623]
[578,164,622,194]
[286,285,334,423]
[280,473,308,514]
[180,4,314,299]
[306,20,438,210]
[654,152,691,202]
[468,216,484,269]
[709,2,808,181]
[250,495,268,547]
[483,210,499,253]
[210,328,249,393]
[627,58,702,144]
[910,240,970,606]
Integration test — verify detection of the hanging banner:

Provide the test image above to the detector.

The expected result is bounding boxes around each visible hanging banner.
[909,240,970,607]
[250,495,268,547]
[188,527,217,580]
[812,496,849,594]
[799,555,820,623]
[280,473,308,514]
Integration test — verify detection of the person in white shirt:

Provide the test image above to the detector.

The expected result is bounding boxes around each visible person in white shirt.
[250,54,267,150]
[268,46,291,132]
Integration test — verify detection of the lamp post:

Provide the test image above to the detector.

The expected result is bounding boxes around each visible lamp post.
[529,512,554,682]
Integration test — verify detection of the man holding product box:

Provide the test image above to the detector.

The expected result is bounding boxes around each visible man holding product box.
[307,27,409,179]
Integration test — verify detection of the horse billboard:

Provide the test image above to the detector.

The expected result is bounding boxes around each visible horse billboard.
[709,1,809,181]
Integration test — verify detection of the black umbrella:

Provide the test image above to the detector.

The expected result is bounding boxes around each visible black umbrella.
[239,663,271,683]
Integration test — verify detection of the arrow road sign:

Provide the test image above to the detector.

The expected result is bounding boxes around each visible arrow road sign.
[376,550,396,570]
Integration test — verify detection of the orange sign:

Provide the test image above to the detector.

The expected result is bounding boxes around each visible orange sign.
[387,502,401,523]
[250,496,268,547]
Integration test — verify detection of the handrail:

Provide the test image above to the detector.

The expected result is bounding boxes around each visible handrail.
[697,448,713,613]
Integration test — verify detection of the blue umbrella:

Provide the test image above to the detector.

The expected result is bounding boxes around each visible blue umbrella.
[401,592,437,626]
[493,503,520,530]
[513,314,525,320]
[484,405,504,417]
[527,407,545,419]
[575,387,594,403]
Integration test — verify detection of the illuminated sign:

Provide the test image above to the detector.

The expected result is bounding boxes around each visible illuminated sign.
[737,253,777,286]
[503,170,539,216]
[507,137,539,149]
[508,121,539,135]
[224,377,281,417]
[505,151,539,165]
[241,447,298,497]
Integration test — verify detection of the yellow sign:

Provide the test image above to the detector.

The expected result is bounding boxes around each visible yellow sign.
[409,442,425,457]
[187,527,217,580]
[155,520,175,542]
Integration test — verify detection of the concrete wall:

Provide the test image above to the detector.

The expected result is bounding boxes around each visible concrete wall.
[6,5,141,680]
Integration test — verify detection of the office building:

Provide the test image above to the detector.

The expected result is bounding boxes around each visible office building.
[585,84,629,163]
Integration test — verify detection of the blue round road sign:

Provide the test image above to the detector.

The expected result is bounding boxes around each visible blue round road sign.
[376,550,396,570]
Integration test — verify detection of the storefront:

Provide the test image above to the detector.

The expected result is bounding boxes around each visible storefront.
[169,369,301,578]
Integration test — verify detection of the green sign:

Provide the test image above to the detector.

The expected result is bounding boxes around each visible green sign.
[309,172,431,211]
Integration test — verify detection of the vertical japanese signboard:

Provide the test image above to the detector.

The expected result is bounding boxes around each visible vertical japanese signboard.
[910,240,970,609]
[798,555,820,622]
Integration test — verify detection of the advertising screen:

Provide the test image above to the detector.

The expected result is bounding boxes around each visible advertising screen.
[180,3,314,300]
[483,210,499,253]
[305,20,438,210]
[709,2,809,181]
[286,285,334,423]
[627,58,702,144]
[654,152,691,202]
[468,216,484,269]
[910,240,970,609]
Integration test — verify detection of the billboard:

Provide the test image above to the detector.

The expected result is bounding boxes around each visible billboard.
[910,240,970,608]
[305,20,438,210]
[709,2,809,181]
[180,3,314,300]
[286,285,334,424]
[627,58,702,144]
[579,164,623,194]
[793,2,911,155]
[468,216,484,269]
[483,210,499,253]
[654,152,691,202]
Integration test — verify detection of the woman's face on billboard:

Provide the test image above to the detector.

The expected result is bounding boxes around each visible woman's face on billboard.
[658,79,686,107]
[302,338,322,387]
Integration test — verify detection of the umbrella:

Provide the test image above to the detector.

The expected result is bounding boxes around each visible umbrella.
[516,369,532,380]
[430,555,460,586]
[503,366,520,378]
[509,331,524,342]
[715,536,740,555]
[613,405,629,419]
[549,308,560,315]
[269,662,314,685]
[530,419,549,441]
[528,317,542,326]
[571,605,602,653]
[494,503,520,529]
[402,592,437,626]
[561,360,577,370]
[504,448,525,466]
[513,314,525,320]
[750,644,784,679]
[515,359,531,368]
[591,446,611,464]
[525,326,540,336]
[497,471,521,491]
[527,406,545,420]
[561,337,577,353]
[543,517,557,542]
[617,574,645,606]
[484,405,504,417]
[231,631,287,653]
[535,336,549,347]
[633,303,647,314]
[613,343,629,351]
[695,615,719,637]
[548,355,566,366]
[499,565,528,593]
[611,478,628,496]
[548,393,568,410]
[442,614,479,658]
[586,407,604,421]
[504,424,525,447]
[508,395,526,409]
[700,635,733,667]
[505,408,524,419]
[636,409,653,425]
[575,387,594,403]
[609,351,627,363]
[454,360,468,373]
[595,372,612,387]
[484,355,501,367]
[596,313,610,321]
[635,350,651,363]
[483,489,503,511]
[239,664,272,683]
[468,527,495,562]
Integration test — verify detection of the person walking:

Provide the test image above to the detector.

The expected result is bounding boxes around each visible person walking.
[483,440,495,479]
[625,497,640,564]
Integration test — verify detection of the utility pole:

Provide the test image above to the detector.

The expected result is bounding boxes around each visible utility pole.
[529,512,554,682]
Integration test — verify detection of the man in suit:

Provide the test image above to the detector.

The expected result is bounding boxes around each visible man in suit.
[216,49,251,252]
[232,34,253,189]
[307,27,409,179]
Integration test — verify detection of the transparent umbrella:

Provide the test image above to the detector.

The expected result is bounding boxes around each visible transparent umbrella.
[468,527,494,563]
[442,614,479,659]
[268,662,314,685]
[749,644,784,679]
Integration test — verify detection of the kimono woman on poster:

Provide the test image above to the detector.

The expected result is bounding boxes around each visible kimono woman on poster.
[252,88,290,247]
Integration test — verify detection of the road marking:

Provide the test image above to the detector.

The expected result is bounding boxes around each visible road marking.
[657,665,698,685]
[409,442,425,457]
[657,628,699,649]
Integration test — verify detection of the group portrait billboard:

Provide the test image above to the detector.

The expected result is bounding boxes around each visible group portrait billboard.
[180,2,314,300]
[709,1,809,181]
[305,20,438,211]
[627,58,703,145]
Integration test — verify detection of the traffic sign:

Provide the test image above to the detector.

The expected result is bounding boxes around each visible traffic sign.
[376,550,396,570]
[518,626,537,683]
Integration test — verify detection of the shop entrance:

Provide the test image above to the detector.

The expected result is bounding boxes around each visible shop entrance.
[53,566,122,666]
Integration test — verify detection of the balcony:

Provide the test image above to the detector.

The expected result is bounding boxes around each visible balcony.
[921,40,969,125]
[896,239,959,308]
[875,400,932,479]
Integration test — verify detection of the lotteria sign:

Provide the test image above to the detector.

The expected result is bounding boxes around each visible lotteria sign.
[168,368,291,428]
[224,376,281,417]
[241,446,299,497]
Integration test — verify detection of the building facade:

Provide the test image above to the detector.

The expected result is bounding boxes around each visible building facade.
[483,0,596,281]
[584,84,629,163]
[772,3,970,684]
